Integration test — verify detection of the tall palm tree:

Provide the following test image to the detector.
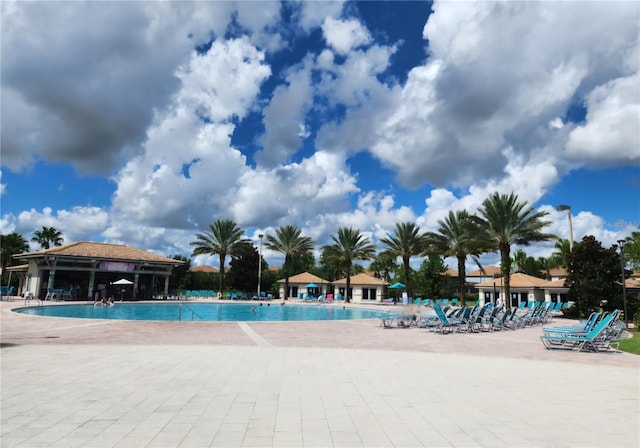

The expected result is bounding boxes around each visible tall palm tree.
[477,192,555,308]
[323,227,376,302]
[380,222,426,297]
[0,233,29,284]
[32,226,64,249]
[423,210,487,303]
[264,225,314,300]
[190,219,246,294]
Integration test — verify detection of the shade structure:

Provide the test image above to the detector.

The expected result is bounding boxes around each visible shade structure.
[111,278,133,285]
[389,282,405,289]
[306,283,318,288]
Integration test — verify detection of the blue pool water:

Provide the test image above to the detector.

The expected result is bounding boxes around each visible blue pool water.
[13,302,392,322]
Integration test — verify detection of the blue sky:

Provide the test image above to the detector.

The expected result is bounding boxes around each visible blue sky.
[1,0,639,270]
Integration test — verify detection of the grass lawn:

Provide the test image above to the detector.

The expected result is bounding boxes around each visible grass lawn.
[617,331,640,355]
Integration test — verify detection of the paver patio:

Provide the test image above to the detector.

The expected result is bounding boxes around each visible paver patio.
[1,301,638,447]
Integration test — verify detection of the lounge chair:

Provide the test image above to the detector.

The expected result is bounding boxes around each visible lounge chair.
[543,312,601,336]
[540,313,619,352]
[432,304,463,334]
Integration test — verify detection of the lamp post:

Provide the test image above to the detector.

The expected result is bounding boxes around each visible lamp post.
[556,204,574,252]
[617,239,629,329]
[257,234,264,299]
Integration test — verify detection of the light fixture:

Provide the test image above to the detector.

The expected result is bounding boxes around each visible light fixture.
[617,239,629,330]
[257,234,264,299]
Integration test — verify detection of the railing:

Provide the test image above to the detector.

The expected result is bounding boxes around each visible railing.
[178,302,204,321]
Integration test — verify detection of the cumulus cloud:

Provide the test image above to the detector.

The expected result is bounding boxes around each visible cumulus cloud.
[322,17,372,55]
[367,1,639,188]
[566,73,640,165]
[256,57,315,166]
[1,1,231,174]
[111,38,271,228]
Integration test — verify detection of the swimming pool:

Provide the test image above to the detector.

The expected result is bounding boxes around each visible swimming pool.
[13,302,392,322]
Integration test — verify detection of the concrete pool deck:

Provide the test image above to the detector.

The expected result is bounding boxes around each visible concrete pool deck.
[1,300,639,447]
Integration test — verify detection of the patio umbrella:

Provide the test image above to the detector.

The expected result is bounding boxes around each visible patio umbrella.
[306,283,318,288]
[111,278,134,285]
[111,278,133,301]
[388,282,405,303]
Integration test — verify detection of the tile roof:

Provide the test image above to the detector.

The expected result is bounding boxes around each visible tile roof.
[475,272,551,288]
[445,268,458,277]
[15,241,182,264]
[277,272,329,284]
[190,265,219,273]
[467,266,502,277]
[548,267,569,277]
[333,273,388,285]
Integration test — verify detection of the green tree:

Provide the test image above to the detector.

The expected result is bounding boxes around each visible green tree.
[190,219,246,294]
[477,192,555,309]
[424,210,487,304]
[265,225,314,300]
[168,254,191,290]
[369,251,397,282]
[323,227,375,302]
[622,230,640,270]
[1,233,29,284]
[32,226,64,249]
[566,235,624,317]
[380,222,425,298]
[416,255,448,299]
[548,238,574,268]
[228,241,260,292]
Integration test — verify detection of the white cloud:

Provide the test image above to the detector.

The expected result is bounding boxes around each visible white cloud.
[256,57,314,166]
[295,0,345,33]
[110,38,271,228]
[368,0,639,189]
[0,1,234,175]
[322,17,372,55]
[566,73,640,165]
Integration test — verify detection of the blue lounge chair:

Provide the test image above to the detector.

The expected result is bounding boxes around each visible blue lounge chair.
[540,313,619,352]
[432,304,463,334]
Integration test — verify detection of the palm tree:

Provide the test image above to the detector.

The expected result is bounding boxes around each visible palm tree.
[423,210,487,304]
[477,192,555,308]
[1,233,29,284]
[32,226,64,249]
[323,227,375,302]
[549,238,573,268]
[380,222,425,297]
[369,251,398,282]
[190,219,246,294]
[264,225,314,300]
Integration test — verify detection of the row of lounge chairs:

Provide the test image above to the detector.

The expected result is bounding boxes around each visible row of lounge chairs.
[381,301,560,332]
[421,302,557,334]
[540,310,625,352]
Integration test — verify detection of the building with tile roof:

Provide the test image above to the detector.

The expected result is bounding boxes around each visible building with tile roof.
[276,272,330,300]
[13,241,183,301]
[475,272,569,307]
[333,273,388,303]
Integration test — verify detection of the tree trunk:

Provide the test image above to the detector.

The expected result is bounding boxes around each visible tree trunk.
[500,246,511,309]
[457,255,466,305]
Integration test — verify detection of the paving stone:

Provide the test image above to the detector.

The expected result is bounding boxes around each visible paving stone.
[1,302,638,447]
